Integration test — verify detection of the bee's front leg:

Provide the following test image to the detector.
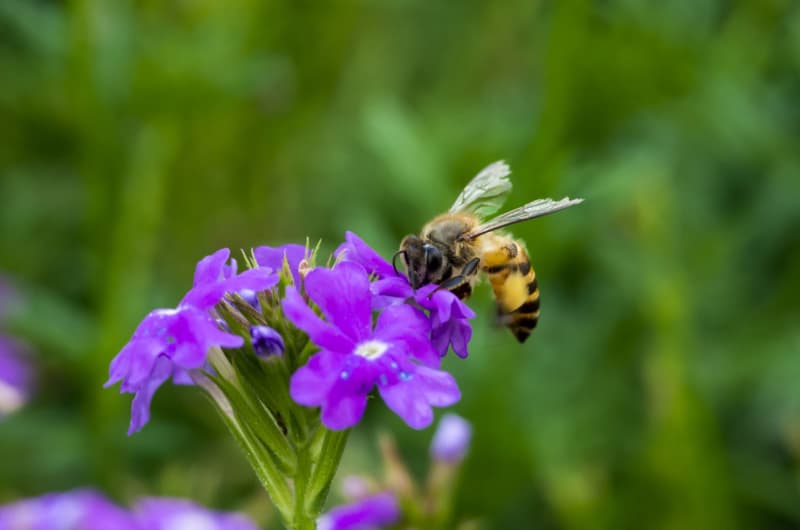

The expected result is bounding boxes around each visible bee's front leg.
[434,257,480,300]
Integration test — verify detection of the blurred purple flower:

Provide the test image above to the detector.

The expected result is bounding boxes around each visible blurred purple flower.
[249,325,284,358]
[283,261,460,430]
[317,492,400,530]
[340,475,373,501]
[0,489,137,530]
[106,248,279,434]
[254,243,309,285]
[0,491,260,530]
[0,336,33,417]
[134,498,258,530]
[430,413,473,463]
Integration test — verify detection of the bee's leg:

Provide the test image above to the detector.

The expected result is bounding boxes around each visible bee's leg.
[434,257,480,300]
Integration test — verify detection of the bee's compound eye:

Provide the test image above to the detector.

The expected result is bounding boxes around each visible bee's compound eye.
[424,244,443,272]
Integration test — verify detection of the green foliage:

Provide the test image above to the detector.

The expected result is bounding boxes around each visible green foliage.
[1,1,799,529]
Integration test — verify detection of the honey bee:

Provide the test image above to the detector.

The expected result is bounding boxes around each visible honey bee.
[397,161,582,342]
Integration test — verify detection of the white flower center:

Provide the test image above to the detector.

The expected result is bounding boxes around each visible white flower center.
[354,340,389,360]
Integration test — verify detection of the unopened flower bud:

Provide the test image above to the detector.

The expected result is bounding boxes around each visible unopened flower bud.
[341,475,373,501]
[238,289,260,310]
[430,413,472,463]
[249,326,285,358]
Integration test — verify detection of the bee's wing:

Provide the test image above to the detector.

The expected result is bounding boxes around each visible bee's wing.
[449,160,513,217]
[460,197,584,240]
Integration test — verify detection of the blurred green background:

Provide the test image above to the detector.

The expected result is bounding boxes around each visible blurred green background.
[2,0,800,528]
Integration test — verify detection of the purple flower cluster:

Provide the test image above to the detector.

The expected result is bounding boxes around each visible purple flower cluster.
[106,247,290,434]
[106,233,474,434]
[286,232,474,430]
[0,490,258,530]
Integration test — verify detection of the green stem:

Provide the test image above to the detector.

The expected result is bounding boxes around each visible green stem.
[212,399,294,523]
[292,442,316,530]
[306,428,351,516]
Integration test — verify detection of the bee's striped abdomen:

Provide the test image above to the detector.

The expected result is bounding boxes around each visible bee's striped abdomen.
[481,239,540,343]
[508,267,539,343]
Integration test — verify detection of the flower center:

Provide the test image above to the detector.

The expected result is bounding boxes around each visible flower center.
[354,340,389,360]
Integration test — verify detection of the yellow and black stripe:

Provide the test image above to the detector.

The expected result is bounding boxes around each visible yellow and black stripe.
[483,244,540,343]
[508,267,540,342]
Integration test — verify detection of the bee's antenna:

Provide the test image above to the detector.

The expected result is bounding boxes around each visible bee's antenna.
[392,250,407,276]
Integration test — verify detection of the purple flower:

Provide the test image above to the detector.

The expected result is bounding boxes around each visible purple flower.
[415,286,475,359]
[182,248,279,310]
[249,325,284,358]
[0,489,138,530]
[370,281,475,359]
[430,413,473,463]
[317,492,400,530]
[106,248,279,434]
[283,261,460,430]
[336,233,475,358]
[254,243,309,285]
[0,336,33,417]
[106,307,243,434]
[334,231,396,279]
[134,498,258,530]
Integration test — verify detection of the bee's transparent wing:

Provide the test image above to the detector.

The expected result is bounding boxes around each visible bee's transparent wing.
[449,160,513,217]
[460,197,584,240]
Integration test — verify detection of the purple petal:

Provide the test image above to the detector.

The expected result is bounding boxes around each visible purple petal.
[431,317,473,359]
[282,287,355,353]
[369,276,414,310]
[106,306,245,433]
[290,350,343,407]
[321,356,374,430]
[321,389,369,431]
[318,492,401,530]
[192,248,231,287]
[334,231,396,279]
[414,365,461,407]
[253,244,308,284]
[303,262,373,343]
[378,365,460,429]
[181,267,278,310]
[128,355,173,435]
[374,305,438,367]
[292,351,376,430]
[114,338,165,390]
[430,413,472,463]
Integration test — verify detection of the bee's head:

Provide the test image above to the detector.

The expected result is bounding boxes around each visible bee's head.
[397,235,444,289]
